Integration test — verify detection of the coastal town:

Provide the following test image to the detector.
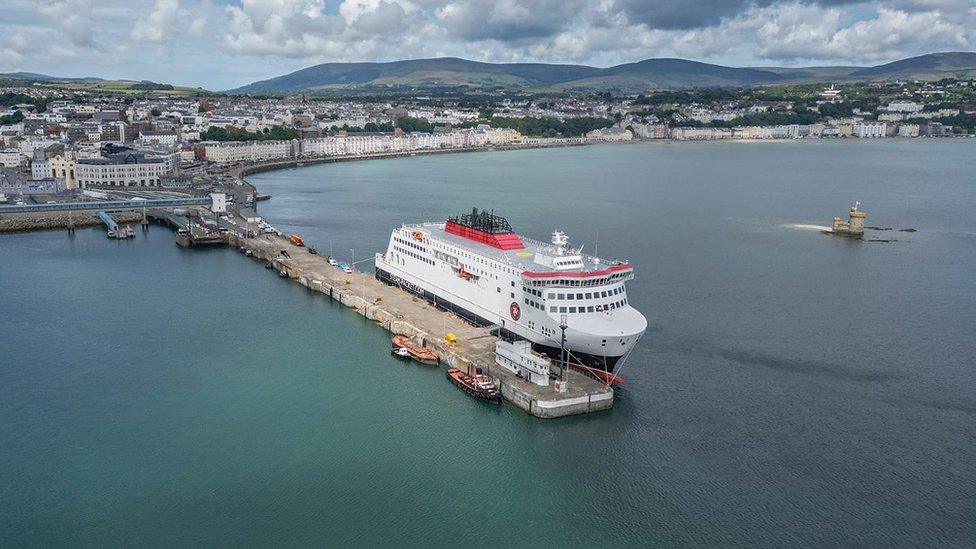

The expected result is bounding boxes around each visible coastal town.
[1,76,974,201]
[3,0,976,537]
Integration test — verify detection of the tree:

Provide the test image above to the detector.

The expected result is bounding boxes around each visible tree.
[199,125,298,142]
[488,115,614,137]
[0,110,24,125]
[396,116,433,133]
[150,108,162,117]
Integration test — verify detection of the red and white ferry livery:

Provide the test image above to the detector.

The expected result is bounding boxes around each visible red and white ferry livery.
[375,209,647,371]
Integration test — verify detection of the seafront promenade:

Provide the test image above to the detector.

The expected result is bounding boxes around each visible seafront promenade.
[223,138,590,179]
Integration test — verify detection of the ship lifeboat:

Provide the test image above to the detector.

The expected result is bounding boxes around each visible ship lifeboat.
[391,335,438,365]
[572,363,625,386]
[446,368,501,403]
[457,266,476,280]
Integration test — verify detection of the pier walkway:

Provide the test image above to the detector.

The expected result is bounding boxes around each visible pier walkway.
[0,197,211,214]
[230,233,614,418]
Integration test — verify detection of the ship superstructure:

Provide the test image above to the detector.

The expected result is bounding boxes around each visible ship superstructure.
[375,209,647,371]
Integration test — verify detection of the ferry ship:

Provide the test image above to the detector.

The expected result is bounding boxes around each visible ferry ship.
[375,209,647,371]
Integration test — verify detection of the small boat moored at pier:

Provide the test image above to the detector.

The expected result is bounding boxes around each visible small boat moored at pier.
[446,368,501,403]
[391,335,438,365]
[392,347,412,359]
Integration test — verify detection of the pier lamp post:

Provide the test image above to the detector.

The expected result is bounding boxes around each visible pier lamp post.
[559,314,568,383]
[351,248,363,297]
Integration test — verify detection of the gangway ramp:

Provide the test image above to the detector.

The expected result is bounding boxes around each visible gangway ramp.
[96,211,118,232]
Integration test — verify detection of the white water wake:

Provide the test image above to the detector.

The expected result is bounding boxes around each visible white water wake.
[790,224,833,232]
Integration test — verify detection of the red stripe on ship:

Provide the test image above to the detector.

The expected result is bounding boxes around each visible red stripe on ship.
[521,263,632,279]
[444,220,524,250]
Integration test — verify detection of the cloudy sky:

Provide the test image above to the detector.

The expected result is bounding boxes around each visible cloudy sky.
[0,0,973,89]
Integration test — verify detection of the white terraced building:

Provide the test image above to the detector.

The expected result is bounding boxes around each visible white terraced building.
[76,153,170,187]
[301,128,520,157]
[202,140,299,163]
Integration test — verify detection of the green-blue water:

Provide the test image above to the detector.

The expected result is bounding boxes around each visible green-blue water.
[2,141,974,546]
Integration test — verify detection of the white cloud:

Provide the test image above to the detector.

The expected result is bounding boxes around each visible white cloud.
[132,0,181,43]
[667,1,973,64]
[0,0,973,89]
[39,0,95,48]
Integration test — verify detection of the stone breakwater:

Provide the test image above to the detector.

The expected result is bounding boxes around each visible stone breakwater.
[0,213,142,233]
[227,233,615,419]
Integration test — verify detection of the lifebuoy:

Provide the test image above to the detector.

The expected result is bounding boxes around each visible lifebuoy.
[510,302,521,320]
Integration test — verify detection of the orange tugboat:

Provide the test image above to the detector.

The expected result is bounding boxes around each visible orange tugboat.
[446,368,501,403]
[391,335,439,365]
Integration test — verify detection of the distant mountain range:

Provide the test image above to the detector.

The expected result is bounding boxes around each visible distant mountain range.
[4,52,974,94]
[232,52,976,93]
[0,71,104,83]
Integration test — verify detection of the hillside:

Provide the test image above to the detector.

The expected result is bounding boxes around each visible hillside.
[235,58,601,93]
[0,72,103,83]
[233,57,783,93]
[5,52,974,95]
[231,52,976,94]
[847,52,976,79]
[553,59,784,91]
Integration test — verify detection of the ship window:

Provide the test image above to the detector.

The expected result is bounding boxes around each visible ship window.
[559,307,567,313]
[567,294,574,300]
[511,281,515,287]
[497,287,500,293]
[569,307,577,313]
[549,306,556,312]
[601,291,607,297]
[511,293,514,299]
[557,293,564,299]
[524,298,529,305]
[576,293,583,299]
[587,306,595,312]
[548,293,554,299]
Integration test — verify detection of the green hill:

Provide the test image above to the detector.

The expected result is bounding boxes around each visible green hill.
[848,52,976,79]
[231,52,976,94]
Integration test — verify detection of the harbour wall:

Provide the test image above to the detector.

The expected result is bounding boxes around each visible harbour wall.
[0,213,143,233]
[227,233,614,419]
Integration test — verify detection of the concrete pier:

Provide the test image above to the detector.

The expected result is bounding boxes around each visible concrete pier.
[228,233,615,418]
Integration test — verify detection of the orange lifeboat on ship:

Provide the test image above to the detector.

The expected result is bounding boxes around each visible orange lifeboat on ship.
[572,363,625,386]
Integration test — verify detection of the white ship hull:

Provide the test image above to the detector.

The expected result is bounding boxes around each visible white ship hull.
[375,217,647,371]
